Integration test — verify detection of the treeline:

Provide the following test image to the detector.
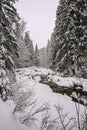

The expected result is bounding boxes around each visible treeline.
[39,39,53,69]
[15,21,53,69]
[15,21,40,68]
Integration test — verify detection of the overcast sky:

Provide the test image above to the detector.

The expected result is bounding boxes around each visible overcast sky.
[16,0,59,48]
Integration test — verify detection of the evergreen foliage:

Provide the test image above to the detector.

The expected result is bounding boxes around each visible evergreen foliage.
[39,47,47,68]
[46,39,53,68]
[34,44,40,67]
[15,20,29,68]
[0,0,19,100]
[52,0,87,77]
[0,0,19,70]
[15,23,35,68]
[24,32,34,66]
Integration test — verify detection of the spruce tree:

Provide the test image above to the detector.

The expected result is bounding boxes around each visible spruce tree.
[66,0,87,77]
[0,0,19,100]
[24,32,34,66]
[52,0,68,70]
[34,44,40,67]
[52,0,87,77]
[46,39,53,68]
[15,20,28,67]
[39,47,47,68]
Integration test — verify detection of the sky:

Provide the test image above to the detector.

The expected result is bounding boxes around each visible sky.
[15,0,59,48]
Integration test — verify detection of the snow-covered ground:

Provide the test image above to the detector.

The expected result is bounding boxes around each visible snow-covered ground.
[0,67,87,130]
[14,67,87,129]
[16,66,87,91]
[0,99,30,130]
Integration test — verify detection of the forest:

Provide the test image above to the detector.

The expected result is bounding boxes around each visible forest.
[0,0,87,130]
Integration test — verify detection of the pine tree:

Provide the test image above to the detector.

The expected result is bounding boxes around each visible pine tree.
[24,32,34,66]
[39,47,47,68]
[52,0,68,70]
[66,0,87,77]
[15,20,26,42]
[50,32,55,69]
[52,0,87,77]
[34,44,40,67]
[46,39,53,68]
[0,0,19,100]
[15,20,28,67]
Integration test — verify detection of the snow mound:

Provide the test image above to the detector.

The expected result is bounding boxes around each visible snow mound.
[0,99,29,130]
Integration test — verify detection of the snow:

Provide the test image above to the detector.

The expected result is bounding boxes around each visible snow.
[34,83,72,111]
[14,67,87,129]
[0,99,29,130]
[15,67,87,109]
[0,67,87,130]
[16,67,87,91]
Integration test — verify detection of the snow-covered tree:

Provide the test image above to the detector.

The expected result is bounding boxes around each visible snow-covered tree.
[39,47,47,68]
[49,32,56,69]
[52,0,87,77]
[15,20,29,68]
[24,32,34,66]
[34,44,40,67]
[15,20,26,42]
[66,0,87,77]
[0,0,19,100]
[46,39,53,68]
[52,0,68,71]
